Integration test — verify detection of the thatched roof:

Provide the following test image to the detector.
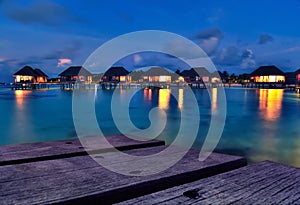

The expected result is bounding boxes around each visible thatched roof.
[34,68,48,77]
[144,67,171,76]
[193,67,211,76]
[251,65,284,77]
[211,71,225,79]
[13,66,48,77]
[180,67,210,77]
[59,66,91,77]
[104,66,129,76]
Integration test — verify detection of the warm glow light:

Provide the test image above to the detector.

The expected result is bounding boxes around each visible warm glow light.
[15,75,20,83]
[259,89,284,121]
[212,88,217,112]
[15,90,29,110]
[212,77,220,83]
[15,75,34,83]
[178,89,183,110]
[160,76,167,82]
[120,76,126,82]
[148,76,171,82]
[178,76,184,82]
[87,76,92,83]
[252,75,285,83]
[158,89,170,110]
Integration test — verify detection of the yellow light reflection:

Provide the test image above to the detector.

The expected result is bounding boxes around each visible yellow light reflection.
[158,89,170,110]
[212,88,217,112]
[178,89,183,110]
[259,89,283,121]
[15,90,29,110]
[143,89,148,100]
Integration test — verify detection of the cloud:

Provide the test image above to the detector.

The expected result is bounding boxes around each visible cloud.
[214,46,256,68]
[114,52,190,71]
[58,58,72,67]
[214,46,240,66]
[196,27,224,39]
[44,41,81,60]
[2,0,84,26]
[196,27,224,55]
[258,34,274,45]
[240,49,256,68]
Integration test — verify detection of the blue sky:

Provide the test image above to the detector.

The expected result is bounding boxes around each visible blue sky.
[1,0,300,81]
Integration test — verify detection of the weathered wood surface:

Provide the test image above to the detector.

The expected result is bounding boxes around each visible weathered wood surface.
[0,134,164,165]
[119,161,300,205]
[0,146,246,204]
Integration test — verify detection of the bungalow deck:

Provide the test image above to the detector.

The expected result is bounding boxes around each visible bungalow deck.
[11,83,50,90]
[0,136,298,204]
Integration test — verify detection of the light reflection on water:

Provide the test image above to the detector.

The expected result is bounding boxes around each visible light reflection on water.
[0,87,299,167]
[158,89,170,110]
[259,89,284,121]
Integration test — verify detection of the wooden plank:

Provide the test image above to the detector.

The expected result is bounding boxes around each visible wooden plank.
[0,146,246,204]
[0,135,164,166]
[119,161,300,205]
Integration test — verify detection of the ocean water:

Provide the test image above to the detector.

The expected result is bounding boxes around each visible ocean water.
[0,87,299,167]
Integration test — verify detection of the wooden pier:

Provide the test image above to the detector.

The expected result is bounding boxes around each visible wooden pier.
[0,135,298,204]
[120,161,300,205]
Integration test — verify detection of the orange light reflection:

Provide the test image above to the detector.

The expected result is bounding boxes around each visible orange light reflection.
[15,90,29,110]
[259,89,283,121]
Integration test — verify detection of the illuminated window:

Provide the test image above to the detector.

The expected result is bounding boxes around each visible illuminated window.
[120,76,126,82]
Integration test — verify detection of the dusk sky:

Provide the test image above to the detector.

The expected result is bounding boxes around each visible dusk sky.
[1,0,300,82]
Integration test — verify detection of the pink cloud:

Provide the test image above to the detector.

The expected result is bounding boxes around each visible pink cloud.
[58,58,72,67]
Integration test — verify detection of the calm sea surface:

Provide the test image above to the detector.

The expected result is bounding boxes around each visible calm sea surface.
[0,87,299,167]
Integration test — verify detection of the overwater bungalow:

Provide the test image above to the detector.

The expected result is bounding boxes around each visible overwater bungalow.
[102,66,131,83]
[211,71,225,84]
[180,67,210,83]
[143,67,172,83]
[59,66,92,84]
[250,65,285,84]
[179,67,211,88]
[13,66,48,83]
